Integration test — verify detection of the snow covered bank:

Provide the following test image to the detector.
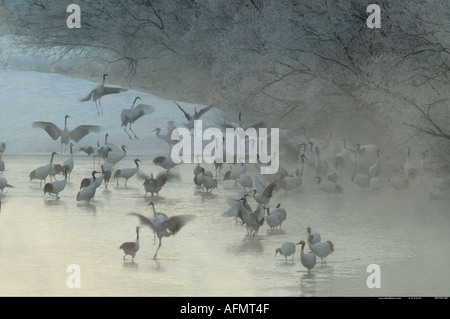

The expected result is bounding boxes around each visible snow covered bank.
[0,67,223,156]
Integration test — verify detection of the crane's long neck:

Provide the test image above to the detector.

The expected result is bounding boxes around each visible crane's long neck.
[150,203,157,216]
[131,97,139,109]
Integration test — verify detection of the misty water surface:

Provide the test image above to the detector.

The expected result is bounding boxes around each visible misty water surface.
[0,155,448,297]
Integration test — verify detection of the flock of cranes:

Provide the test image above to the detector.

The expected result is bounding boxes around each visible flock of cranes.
[0,73,447,275]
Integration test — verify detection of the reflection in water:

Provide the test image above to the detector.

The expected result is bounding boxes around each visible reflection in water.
[299,272,317,296]
[228,237,264,255]
[76,201,98,214]
[123,261,139,270]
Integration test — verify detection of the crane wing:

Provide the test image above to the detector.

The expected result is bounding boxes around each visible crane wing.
[137,170,151,181]
[262,182,277,199]
[253,176,266,194]
[135,103,155,115]
[194,105,213,120]
[70,125,101,142]
[79,90,94,102]
[253,204,265,223]
[77,146,94,156]
[128,213,155,231]
[174,102,191,121]
[156,172,168,186]
[101,86,128,97]
[32,122,62,140]
[222,200,244,217]
[125,104,155,123]
[162,214,196,235]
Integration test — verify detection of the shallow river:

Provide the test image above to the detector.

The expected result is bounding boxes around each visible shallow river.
[0,155,448,297]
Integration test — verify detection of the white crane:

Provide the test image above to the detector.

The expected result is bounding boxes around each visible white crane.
[80,170,99,189]
[121,97,155,140]
[279,170,302,191]
[62,143,75,182]
[270,203,287,229]
[153,155,178,174]
[308,239,334,265]
[222,197,265,237]
[107,145,127,172]
[175,101,213,130]
[194,166,213,186]
[129,203,195,259]
[316,176,343,197]
[388,175,409,190]
[306,227,321,245]
[99,133,121,159]
[119,226,140,262]
[193,163,204,180]
[222,196,249,225]
[351,173,370,190]
[153,121,178,149]
[32,115,100,154]
[266,207,282,232]
[29,152,59,187]
[237,174,253,191]
[43,168,68,199]
[139,172,167,197]
[0,177,13,193]
[297,240,317,274]
[223,164,246,186]
[77,140,101,167]
[252,176,277,206]
[196,169,218,193]
[76,180,100,204]
[76,169,104,204]
[80,73,127,116]
[275,242,296,262]
[113,158,142,186]
[102,148,113,189]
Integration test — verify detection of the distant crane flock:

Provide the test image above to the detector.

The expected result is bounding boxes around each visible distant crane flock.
[0,72,447,274]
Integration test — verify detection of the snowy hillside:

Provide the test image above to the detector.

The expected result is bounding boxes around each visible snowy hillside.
[0,68,224,156]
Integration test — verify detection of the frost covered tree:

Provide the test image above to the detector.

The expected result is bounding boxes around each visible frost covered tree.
[1,0,449,172]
